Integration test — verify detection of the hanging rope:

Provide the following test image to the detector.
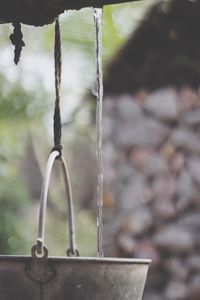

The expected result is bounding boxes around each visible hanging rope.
[52,18,63,158]
[34,18,80,258]
[10,21,25,65]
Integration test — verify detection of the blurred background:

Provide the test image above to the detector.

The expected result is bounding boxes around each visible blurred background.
[0,0,200,299]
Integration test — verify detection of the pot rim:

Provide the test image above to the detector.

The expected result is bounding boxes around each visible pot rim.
[0,255,151,264]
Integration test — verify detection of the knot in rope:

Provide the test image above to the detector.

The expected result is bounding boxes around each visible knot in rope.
[10,22,25,65]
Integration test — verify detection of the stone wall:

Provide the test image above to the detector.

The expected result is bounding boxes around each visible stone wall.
[102,87,200,300]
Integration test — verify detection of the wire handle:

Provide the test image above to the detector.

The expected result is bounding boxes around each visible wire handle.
[34,150,79,258]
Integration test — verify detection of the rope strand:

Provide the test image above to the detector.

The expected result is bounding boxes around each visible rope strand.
[52,18,63,157]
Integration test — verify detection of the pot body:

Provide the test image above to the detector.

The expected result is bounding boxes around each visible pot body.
[0,255,150,300]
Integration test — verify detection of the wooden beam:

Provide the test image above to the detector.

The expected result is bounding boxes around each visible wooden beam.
[0,0,140,26]
[63,0,139,10]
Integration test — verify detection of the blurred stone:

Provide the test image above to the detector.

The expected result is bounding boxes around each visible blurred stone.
[102,90,200,300]
[117,232,136,255]
[164,258,188,281]
[103,144,118,183]
[176,169,195,200]
[103,167,116,184]
[103,190,116,209]
[145,267,168,292]
[115,118,169,148]
[171,128,200,154]
[153,176,176,199]
[194,195,200,209]
[115,95,142,121]
[102,116,115,141]
[188,276,200,300]
[154,226,194,253]
[131,148,169,177]
[125,207,153,235]
[178,213,200,233]
[115,163,135,183]
[118,175,152,211]
[170,152,185,174]
[135,90,149,104]
[145,88,178,121]
[103,96,116,115]
[182,108,200,127]
[143,294,162,300]
[165,281,188,300]
[188,158,200,184]
[186,255,200,272]
[153,199,176,221]
[178,88,200,113]
[161,142,176,160]
[134,239,160,263]
[103,143,118,165]
[176,196,192,213]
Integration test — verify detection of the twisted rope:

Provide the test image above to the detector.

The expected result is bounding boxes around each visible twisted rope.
[52,18,63,157]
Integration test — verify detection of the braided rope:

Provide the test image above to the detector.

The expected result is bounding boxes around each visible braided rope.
[52,18,63,157]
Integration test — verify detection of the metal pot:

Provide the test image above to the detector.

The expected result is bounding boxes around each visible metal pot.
[0,252,150,300]
[0,151,150,299]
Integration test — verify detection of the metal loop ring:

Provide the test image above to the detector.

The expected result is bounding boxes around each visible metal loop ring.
[34,150,79,257]
[32,244,48,260]
[67,248,80,257]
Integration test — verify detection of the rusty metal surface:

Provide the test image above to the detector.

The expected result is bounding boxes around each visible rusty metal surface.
[0,0,140,26]
[0,254,150,300]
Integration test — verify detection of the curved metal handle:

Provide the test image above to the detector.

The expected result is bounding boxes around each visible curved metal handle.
[34,151,79,257]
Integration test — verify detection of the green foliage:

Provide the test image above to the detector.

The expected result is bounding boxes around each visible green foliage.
[0,164,29,254]
[0,65,48,254]
[0,75,48,122]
